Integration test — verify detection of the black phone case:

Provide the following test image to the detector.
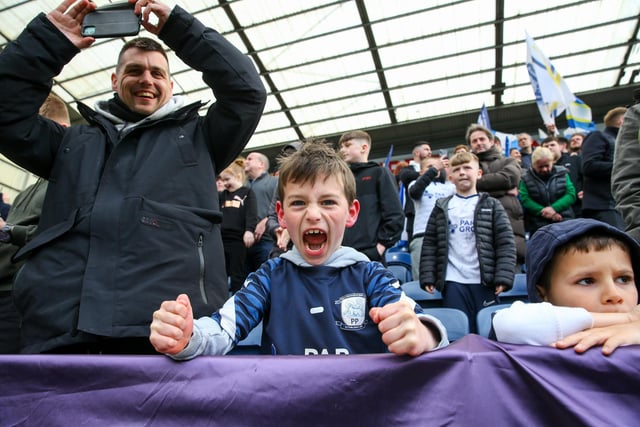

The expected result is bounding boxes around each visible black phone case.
[81,2,140,38]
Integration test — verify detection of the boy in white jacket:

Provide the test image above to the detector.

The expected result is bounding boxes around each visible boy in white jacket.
[493,218,640,355]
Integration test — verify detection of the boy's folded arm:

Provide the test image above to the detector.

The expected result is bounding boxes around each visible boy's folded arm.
[590,311,636,328]
[169,317,235,360]
[555,319,640,355]
[492,301,593,345]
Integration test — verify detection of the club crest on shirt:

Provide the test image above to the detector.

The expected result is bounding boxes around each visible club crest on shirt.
[335,294,367,330]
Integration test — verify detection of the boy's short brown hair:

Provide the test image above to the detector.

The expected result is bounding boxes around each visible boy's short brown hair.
[449,151,479,168]
[604,107,627,127]
[338,130,372,158]
[277,140,356,204]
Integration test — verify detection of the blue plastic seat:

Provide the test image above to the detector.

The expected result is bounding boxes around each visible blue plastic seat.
[401,280,443,308]
[423,308,469,341]
[476,304,511,338]
[386,251,413,284]
[385,251,412,266]
[497,273,528,304]
[387,264,412,284]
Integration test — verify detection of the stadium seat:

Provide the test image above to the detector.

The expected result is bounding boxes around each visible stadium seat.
[497,273,528,304]
[423,308,469,341]
[228,321,263,355]
[385,250,412,265]
[386,251,413,283]
[401,280,443,308]
[386,240,409,253]
[476,304,511,338]
[387,264,412,284]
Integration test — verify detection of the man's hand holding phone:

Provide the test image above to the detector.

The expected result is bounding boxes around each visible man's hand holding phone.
[131,0,172,35]
[81,2,141,38]
[47,0,173,49]
[47,0,97,49]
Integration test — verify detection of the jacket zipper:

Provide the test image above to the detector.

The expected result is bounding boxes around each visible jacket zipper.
[197,234,208,304]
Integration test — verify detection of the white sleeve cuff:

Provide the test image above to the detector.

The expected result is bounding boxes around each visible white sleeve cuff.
[418,313,450,349]
[169,316,234,360]
[493,301,593,345]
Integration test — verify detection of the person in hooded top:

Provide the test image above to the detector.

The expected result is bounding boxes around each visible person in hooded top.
[493,218,640,356]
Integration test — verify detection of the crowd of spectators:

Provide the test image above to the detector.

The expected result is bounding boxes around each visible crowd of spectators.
[0,0,638,361]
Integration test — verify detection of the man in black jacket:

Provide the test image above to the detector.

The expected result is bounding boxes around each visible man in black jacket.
[582,107,627,230]
[0,0,266,353]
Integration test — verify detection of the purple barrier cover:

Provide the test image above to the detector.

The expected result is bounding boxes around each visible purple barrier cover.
[1,335,639,426]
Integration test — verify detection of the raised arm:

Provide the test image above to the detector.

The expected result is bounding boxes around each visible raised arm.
[157,5,266,172]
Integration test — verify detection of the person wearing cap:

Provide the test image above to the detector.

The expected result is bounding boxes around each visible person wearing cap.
[492,218,640,355]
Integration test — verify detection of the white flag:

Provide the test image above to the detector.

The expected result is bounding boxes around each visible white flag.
[525,33,576,125]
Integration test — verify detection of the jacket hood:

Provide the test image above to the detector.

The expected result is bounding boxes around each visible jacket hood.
[526,218,640,302]
[349,161,380,172]
[280,246,370,267]
[94,95,187,127]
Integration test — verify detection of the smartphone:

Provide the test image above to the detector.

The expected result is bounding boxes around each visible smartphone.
[439,149,448,159]
[81,2,141,38]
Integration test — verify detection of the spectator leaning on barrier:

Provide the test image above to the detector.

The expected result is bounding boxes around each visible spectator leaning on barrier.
[150,142,448,358]
[493,219,640,356]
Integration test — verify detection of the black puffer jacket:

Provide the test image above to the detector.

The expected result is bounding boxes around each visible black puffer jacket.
[419,193,516,292]
[475,146,526,264]
[0,7,266,352]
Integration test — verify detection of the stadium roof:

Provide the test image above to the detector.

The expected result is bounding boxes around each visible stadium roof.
[1,0,639,162]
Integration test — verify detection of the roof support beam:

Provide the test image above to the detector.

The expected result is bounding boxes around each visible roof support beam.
[355,0,397,124]
[491,0,505,106]
[218,0,305,141]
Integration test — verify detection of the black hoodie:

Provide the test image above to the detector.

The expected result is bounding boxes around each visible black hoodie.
[342,162,404,262]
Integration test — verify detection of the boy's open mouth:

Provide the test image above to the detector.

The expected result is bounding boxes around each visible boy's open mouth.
[304,229,327,251]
